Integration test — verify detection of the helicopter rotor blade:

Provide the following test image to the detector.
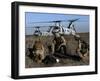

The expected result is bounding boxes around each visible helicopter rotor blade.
[30,20,67,24]
[30,18,88,24]
[26,25,55,28]
[31,21,52,23]
[68,18,80,22]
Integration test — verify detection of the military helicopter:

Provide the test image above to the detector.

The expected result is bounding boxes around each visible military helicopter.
[29,18,80,36]
[33,26,42,36]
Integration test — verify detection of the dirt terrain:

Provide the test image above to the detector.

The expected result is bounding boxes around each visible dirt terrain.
[25,33,89,68]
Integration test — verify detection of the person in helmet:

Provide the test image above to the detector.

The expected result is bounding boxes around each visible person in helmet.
[51,30,67,56]
[76,39,89,58]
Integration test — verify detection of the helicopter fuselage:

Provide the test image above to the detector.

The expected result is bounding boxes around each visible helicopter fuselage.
[42,26,76,36]
[62,27,76,35]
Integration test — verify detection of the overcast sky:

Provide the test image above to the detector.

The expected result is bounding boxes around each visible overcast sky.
[25,12,89,35]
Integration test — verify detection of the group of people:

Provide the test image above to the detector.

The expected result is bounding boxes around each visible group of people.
[28,30,89,65]
[51,31,89,58]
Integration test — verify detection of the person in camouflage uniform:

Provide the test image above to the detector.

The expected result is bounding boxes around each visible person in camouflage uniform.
[76,39,89,58]
[51,31,67,55]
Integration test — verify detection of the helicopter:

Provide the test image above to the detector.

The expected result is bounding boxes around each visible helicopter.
[29,18,80,36]
[33,26,42,36]
[46,19,79,36]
